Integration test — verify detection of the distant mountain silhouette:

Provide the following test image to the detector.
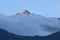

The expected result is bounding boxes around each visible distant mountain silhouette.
[57,18,60,20]
[0,29,60,40]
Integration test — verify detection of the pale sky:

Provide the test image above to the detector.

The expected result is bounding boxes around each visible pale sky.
[0,0,60,17]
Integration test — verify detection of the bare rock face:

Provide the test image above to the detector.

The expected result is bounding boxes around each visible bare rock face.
[15,10,31,16]
[21,10,31,15]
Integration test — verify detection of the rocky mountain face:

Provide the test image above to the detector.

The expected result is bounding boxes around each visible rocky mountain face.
[21,10,31,15]
[0,28,60,40]
[15,10,31,16]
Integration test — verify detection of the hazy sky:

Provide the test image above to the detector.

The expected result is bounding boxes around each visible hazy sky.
[0,0,60,17]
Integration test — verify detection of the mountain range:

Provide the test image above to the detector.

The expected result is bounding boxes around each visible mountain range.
[0,10,60,37]
[0,28,60,40]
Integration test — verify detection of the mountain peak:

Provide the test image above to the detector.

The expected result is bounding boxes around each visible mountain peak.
[15,10,31,16]
[21,10,31,15]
